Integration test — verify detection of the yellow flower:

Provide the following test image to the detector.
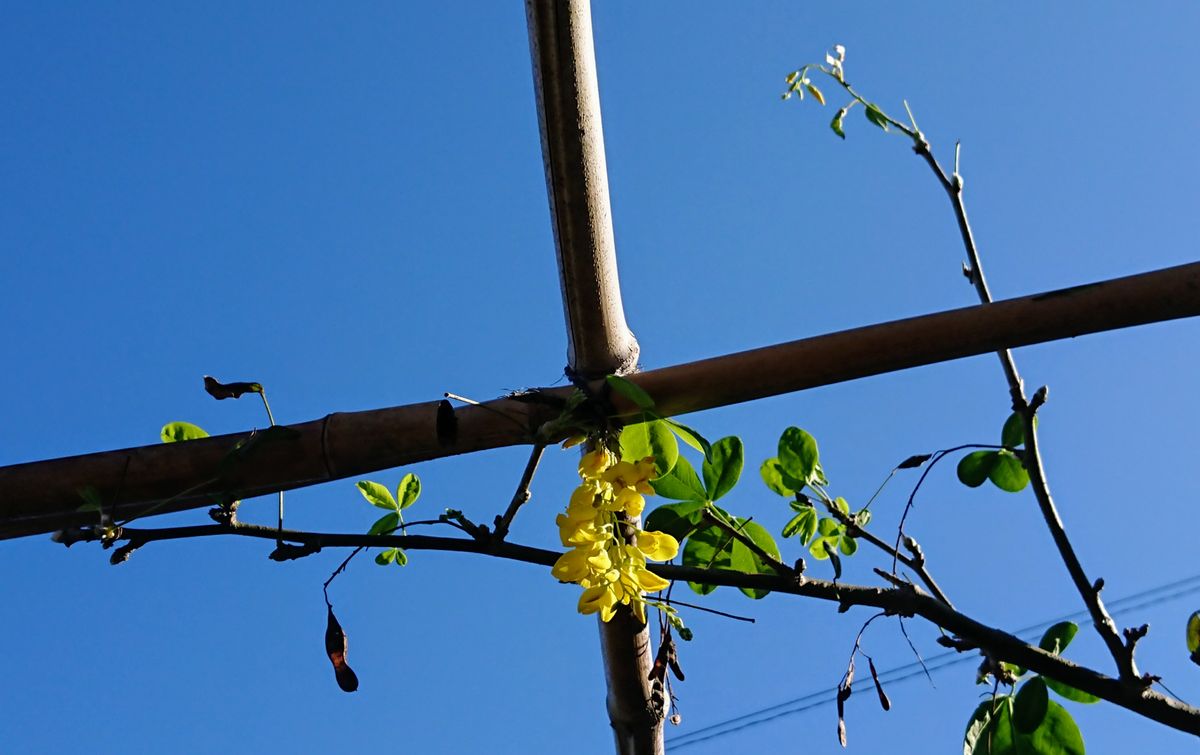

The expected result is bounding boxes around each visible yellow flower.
[556,513,607,546]
[635,530,679,561]
[578,584,619,621]
[633,567,670,593]
[551,546,594,582]
[579,449,613,478]
[614,488,645,518]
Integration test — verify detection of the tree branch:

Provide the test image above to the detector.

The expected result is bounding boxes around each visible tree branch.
[491,442,546,542]
[911,136,1138,681]
[70,520,1200,735]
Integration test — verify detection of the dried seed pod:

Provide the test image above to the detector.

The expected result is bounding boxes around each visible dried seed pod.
[325,606,359,693]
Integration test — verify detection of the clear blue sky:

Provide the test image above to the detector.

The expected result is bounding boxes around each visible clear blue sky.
[3,3,1198,753]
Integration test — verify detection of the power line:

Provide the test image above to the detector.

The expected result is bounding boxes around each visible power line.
[667,573,1200,749]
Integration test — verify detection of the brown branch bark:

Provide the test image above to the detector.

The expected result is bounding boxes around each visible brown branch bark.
[912,136,1139,681]
[76,521,1200,737]
[2,261,1199,540]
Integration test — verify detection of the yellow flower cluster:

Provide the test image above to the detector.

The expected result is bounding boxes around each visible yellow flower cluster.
[552,448,679,623]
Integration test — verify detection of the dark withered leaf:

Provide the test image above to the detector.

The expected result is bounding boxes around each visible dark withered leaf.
[204,375,263,400]
[897,454,932,470]
[868,658,891,711]
[325,605,359,693]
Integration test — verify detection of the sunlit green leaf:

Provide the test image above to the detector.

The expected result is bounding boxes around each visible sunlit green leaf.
[1188,610,1200,654]
[1039,622,1079,655]
[839,535,858,556]
[663,418,712,459]
[396,472,421,509]
[703,437,744,502]
[728,518,781,599]
[650,455,707,501]
[778,427,820,487]
[620,417,679,478]
[357,480,397,510]
[760,458,794,496]
[782,507,818,543]
[957,450,997,487]
[1001,413,1025,448]
[962,695,1084,755]
[374,547,407,567]
[606,374,655,410]
[964,696,1015,755]
[865,102,890,131]
[368,511,399,536]
[831,107,847,139]
[989,450,1029,492]
[161,421,209,443]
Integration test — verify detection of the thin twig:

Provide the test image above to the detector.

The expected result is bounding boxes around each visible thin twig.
[911,135,1136,681]
[816,496,953,607]
[492,442,546,542]
[649,597,756,624]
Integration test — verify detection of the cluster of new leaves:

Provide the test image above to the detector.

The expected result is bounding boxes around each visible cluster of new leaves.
[607,377,782,601]
[964,622,1097,755]
[761,427,869,578]
[956,413,1033,493]
[782,44,906,142]
[356,474,420,566]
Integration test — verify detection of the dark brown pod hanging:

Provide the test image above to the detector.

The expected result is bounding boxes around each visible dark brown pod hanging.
[325,605,359,692]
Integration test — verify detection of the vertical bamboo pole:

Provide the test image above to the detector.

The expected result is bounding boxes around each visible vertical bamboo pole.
[525,1,660,752]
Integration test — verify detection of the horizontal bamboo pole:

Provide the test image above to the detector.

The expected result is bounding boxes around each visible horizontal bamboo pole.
[2,261,1197,539]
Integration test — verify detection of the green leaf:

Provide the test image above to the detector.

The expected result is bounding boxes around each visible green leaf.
[681,524,732,595]
[957,450,997,488]
[989,450,1029,492]
[809,535,838,561]
[702,437,744,502]
[368,511,399,536]
[830,107,847,139]
[1038,622,1079,655]
[865,102,890,131]
[374,547,408,567]
[964,696,1015,755]
[778,427,820,487]
[1001,413,1025,448]
[1043,676,1100,704]
[1188,610,1200,654]
[357,480,398,510]
[1013,677,1049,733]
[838,535,858,556]
[375,549,396,565]
[728,518,781,599]
[1024,701,1085,755]
[161,421,209,443]
[782,507,818,543]
[650,455,707,501]
[620,417,679,478]
[663,418,712,459]
[644,501,706,542]
[760,458,795,496]
[396,473,421,509]
[606,375,655,410]
[962,694,1084,755]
